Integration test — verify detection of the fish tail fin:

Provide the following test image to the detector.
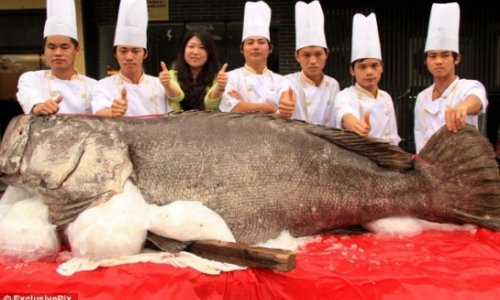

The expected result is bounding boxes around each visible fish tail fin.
[417,125,500,230]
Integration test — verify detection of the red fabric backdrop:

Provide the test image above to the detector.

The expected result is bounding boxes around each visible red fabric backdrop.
[1,229,500,300]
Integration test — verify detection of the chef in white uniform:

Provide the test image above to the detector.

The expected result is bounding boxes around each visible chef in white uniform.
[414,2,488,153]
[91,0,182,117]
[219,1,294,116]
[16,0,97,115]
[333,13,400,146]
[286,1,340,127]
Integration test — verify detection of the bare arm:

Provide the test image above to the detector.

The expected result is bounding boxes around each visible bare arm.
[445,95,483,132]
[231,100,277,114]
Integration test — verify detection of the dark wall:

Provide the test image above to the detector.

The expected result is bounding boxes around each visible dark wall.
[0,10,44,53]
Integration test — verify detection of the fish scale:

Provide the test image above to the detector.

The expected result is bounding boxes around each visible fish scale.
[0,111,499,244]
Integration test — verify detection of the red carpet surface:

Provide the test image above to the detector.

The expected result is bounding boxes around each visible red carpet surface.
[1,229,500,299]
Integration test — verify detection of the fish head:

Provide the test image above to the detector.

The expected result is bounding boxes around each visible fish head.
[0,115,33,185]
[2,114,133,226]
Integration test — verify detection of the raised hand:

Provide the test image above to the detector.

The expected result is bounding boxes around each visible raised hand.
[32,95,63,116]
[216,63,228,93]
[111,88,128,117]
[159,61,183,98]
[353,112,371,137]
[276,87,296,119]
[159,61,171,89]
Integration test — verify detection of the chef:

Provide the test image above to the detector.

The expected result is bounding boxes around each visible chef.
[414,2,488,152]
[333,13,401,146]
[286,0,340,127]
[218,1,294,116]
[91,0,183,117]
[16,0,97,115]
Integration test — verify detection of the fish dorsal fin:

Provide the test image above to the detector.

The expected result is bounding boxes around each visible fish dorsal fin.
[302,122,413,171]
[169,111,413,171]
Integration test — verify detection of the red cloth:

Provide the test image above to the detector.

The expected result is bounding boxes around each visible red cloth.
[1,229,500,299]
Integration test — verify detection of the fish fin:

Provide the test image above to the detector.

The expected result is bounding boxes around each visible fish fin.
[146,231,189,252]
[418,125,500,230]
[169,111,414,171]
[305,126,413,171]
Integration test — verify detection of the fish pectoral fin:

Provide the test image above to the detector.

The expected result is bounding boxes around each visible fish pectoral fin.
[146,231,190,252]
[58,129,133,197]
[21,135,88,189]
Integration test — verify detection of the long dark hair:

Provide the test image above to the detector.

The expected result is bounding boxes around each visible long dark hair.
[172,30,220,111]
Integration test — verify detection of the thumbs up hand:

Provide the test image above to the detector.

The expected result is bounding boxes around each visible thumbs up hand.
[159,61,182,98]
[216,63,228,93]
[159,61,171,89]
[111,88,128,117]
[354,112,371,137]
[276,87,296,119]
[32,95,63,115]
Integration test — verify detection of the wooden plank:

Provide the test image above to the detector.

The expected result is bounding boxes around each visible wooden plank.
[146,232,296,272]
[188,240,296,272]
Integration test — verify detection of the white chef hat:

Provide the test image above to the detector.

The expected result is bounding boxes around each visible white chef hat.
[114,0,148,48]
[295,1,327,51]
[43,0,78,40]
[350,13,382,63]
[424,2,460,53]
[242,1,271,42]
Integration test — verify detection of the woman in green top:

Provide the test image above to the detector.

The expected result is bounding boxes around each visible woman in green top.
[170,30,227,111]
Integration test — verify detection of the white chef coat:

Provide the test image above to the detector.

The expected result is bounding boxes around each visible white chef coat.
[414,77,488,153]
[286,71,339,127]
[333,84,401,145]
[16,70,97,114]
[219,65,289,112]
[91,72,170,116]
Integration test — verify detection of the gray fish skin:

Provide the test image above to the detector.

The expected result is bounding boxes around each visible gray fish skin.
[0,115,133,225]
[0,112,499,245]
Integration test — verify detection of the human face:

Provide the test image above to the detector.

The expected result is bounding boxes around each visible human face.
[184,36,208,71]
[425,50,459,80]
[44,35,79,73]
[295,46,328,83]
[241,36,271,70]
[115,46,146,77]
[350,58,383,92]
